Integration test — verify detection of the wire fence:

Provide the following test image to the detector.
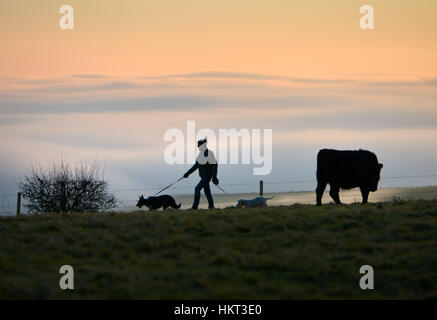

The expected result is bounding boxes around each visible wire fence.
[0,194,17,216]
[107,174,437,193]
[109,187,437,210]
[2,174,437,215]
[108,174,437,210]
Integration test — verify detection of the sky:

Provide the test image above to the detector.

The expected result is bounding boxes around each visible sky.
[1,0,437,209]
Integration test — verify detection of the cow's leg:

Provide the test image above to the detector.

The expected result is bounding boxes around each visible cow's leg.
[316,180,327,206]
[360,186,369,204]
[329,185,342,205]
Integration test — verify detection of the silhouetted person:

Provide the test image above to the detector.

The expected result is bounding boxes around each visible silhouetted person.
[183,138,219,210]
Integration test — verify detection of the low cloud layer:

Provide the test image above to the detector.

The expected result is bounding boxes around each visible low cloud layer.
[1,72,436,205]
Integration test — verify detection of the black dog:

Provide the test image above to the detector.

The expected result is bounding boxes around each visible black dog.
[136,195,181,210]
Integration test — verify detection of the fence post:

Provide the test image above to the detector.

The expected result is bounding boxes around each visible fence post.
[16,192,21,216]
[259,180,263,196]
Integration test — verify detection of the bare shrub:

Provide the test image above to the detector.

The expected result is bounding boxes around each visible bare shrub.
[20,159,116,213]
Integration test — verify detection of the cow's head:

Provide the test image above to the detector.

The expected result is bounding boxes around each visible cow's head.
[371,163,383,191]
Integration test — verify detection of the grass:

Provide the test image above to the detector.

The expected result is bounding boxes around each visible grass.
[1,200,437,299]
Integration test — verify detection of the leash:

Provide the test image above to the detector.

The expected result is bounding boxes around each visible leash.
[214,184,239,202]
[152,177,184,196]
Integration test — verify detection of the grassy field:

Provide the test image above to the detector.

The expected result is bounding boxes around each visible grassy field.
[0,200,437,299]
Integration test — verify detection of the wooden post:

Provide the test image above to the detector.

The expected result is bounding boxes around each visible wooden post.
[16,192,21,216]
[259,180,264,196]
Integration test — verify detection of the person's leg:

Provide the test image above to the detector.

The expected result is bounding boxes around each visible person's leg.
[203,178,214,209]
[192,179,204,209]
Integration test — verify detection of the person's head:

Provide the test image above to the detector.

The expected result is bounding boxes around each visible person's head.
[197,138,207,151]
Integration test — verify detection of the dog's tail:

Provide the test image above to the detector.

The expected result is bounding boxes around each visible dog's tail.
[173,203,181,209]
[265,196,275,200]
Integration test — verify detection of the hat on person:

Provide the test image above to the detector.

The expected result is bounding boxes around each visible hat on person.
[197,138,207,147]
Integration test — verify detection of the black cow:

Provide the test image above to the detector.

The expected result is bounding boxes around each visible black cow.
[316,149,383,206]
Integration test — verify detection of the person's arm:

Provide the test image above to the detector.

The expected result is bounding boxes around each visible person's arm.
[211,163,218,179]
[211,163,219,185]
[209,151,219,185]
[183,162,199,178]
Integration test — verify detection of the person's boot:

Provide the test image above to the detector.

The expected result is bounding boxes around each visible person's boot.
[189,206,198,211]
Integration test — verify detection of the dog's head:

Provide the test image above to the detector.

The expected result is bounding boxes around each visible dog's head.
[136,195,148,208]
[236,199,244,208]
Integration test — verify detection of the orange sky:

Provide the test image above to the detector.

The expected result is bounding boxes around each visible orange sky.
[0,0,436,79]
